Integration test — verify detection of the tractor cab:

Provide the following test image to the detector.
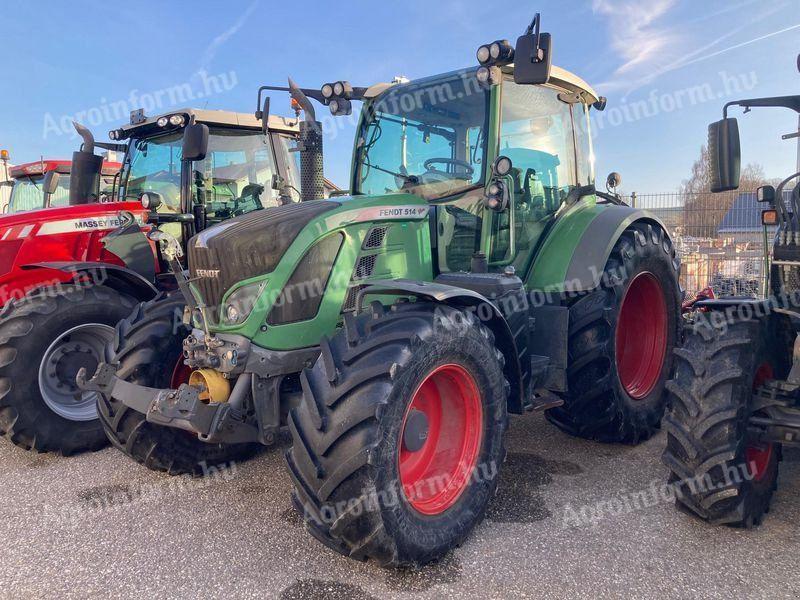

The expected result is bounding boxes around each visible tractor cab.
[344,63,601,276]
[6,159,120,214]
[104,108,302,243]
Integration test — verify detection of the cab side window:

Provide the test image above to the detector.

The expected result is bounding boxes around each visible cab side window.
[491,81,581,270]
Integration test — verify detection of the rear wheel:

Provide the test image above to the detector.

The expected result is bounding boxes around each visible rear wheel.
[662,316,790,526]
[97,293,260,476]
[546,223,681,443]
[0,285,136,455]
[286,302,508,567]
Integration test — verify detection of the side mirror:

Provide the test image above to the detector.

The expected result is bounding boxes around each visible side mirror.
[139,191,163,210]
[514,14,552,85]
[757,185,776,203]
[606,172,622,191]
[182,122,209,162]
[260,97,270,137]
[708,117,740,192]
[42,171,61,196]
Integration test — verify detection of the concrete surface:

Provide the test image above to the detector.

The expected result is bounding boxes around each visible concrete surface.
[0,411,798,599]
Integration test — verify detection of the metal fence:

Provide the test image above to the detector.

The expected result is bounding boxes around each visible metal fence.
[622,189,784,300]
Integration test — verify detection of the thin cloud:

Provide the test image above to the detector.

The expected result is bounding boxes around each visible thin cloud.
[198,0,260,73]
[592,0,679,78]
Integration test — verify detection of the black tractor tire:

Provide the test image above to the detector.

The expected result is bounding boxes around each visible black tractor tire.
[286,301,509,567]
[662,315,792,526]
[546,223,681,444]
[0,285,137,455]
[97,293,260,476]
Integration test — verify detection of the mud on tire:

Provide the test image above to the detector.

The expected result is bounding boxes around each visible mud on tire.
[98,293,260,476]
[546,223,681,444]
[0,285,136,455]
[286,301,509,567]
[662,315,791,526]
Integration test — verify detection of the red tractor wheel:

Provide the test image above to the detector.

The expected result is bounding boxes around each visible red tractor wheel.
[547,223,681,443]
[286,301,508,567]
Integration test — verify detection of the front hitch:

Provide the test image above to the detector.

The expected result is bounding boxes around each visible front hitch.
[77,364,259,444]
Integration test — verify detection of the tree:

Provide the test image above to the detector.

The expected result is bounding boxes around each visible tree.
[680,145,767,238]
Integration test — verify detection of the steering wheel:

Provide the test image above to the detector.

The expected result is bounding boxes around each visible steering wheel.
[423,158,474,177]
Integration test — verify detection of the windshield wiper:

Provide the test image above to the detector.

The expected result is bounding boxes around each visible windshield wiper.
[364,162,419,185]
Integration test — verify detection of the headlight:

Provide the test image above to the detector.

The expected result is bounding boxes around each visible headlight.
[333,81,344,96]
[169,114,185,126]
[321,83,334,98]
[223,281,267,325]
[157,116,169,127]
[476,45,491,65]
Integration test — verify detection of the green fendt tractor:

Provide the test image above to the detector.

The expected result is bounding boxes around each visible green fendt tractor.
[82,14,681,565]
[663,54,800,527]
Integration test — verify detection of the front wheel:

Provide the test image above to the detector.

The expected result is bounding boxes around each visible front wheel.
[97,293,260,476]
[0,285,137,455]
[286,302,508,567]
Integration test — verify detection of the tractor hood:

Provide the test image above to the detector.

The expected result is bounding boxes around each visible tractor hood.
[187,193,431,311]
[0,201,149,297]
[188,201,341,309]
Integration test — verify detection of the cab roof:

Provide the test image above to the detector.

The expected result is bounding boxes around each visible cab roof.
[10,159,121,178]
[119,108,299,136]
[363,65,600,105]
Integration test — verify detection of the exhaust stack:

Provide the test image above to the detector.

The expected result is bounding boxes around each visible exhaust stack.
[288,78,325,202]
[69,122,103,206]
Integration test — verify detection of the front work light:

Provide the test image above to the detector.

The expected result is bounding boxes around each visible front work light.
[476,66,502,86]
[476,45,491,65]
[489,39,514,63]
[169,114,185,126]
[157,116,169,127]
[330,98,352,116]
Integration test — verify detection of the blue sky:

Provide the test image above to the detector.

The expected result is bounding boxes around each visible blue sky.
[1,0,798,192]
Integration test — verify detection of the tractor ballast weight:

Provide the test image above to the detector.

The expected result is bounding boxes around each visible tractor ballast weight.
[86,13,681,567]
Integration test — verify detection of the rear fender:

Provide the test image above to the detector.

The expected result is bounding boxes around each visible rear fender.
[359,279,525,414]
[529,203,674,293]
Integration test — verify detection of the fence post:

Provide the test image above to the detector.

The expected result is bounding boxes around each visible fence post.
[630,191,637,208]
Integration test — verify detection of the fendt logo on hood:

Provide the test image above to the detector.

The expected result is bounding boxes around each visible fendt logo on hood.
[196,269,221,278]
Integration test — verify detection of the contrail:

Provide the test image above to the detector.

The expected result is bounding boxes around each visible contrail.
[676,23,800,69]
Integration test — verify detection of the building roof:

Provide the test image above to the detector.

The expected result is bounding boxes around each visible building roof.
[718,190,794,233]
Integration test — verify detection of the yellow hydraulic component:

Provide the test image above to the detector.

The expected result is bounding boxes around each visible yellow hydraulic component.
[188,369,231,403]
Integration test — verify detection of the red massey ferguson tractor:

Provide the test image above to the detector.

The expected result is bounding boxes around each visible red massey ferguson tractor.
[664,54,800,527]
[6,157,120,214]
[0,108,304,455]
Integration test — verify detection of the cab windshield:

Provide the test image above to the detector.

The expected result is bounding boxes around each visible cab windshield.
[355,71,490,200]
[8,174,114,213]
[120,127,284,223]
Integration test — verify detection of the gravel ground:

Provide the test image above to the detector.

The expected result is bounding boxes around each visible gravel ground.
[0,411,798,600]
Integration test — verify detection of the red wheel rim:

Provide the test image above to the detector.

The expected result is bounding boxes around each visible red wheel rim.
[398,364,483,515]
[170,356,192,388]
[615,272,668,399]
[747,362,774,482]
